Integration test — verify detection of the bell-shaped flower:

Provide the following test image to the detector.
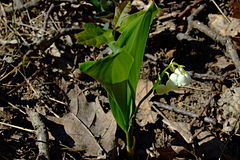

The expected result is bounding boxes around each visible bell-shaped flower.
[170,68,191,86]
[155,67,191,95]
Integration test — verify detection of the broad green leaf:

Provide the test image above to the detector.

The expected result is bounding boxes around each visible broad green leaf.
[114,2,160,94]
[113,0,131,28]
[79,2,159,133]
[106,80,134,133]
[76,23,114,47]
[79,50,134,84]
[80,55,134,132]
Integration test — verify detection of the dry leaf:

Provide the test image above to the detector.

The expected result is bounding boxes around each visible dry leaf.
[230,0,240,19]
[132,0,148,10]
[162,119,193,143]
[67,84,95,127]
[47,43,61,57]
[208,14,240,49]
[197,131,224,159]
[208,14,240,37]
[46,79,117,156]
[217,87,240,134]
[136,79,158,126]
[211,55,233,69]
[46,113,102,156]
[208,14,228,36]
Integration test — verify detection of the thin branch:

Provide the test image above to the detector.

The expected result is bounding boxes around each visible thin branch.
[210,0,231,23]
[2,0,42,15]
[153,102,216,124]
[0,121,35,133]
[1,0,80,15]
[43,3,55,31]
[36,27,83,51]
[177,4,240,73]
[178,0,203,18]
[27,110,50,160]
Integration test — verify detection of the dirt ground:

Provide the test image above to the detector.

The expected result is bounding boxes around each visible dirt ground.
[1,0,240,160]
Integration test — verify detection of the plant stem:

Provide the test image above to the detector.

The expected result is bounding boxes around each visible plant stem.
[126,125,135,157]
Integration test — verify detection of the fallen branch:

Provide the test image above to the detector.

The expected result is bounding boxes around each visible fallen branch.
[152,102,216,125]
[2,0,42,15]
[27,110,50,160]
[1,0,79,15]
[36,27,83,51]
[43,3,55,31]
[177,4,240,73]
[177,0,203,18]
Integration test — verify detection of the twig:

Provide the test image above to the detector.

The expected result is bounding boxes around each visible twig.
[158,11,178,21]
[177,4,240,73]
[15,65,41,98]
[43,3,55,31]
[36,27,83,51]
[2,0,42,15]
[0,39,18,45]
[210,0,231,23]
[1,0,79,15]
[27,110,50,160]
[178,0,203,18]
[0,121,35,133]
[8,101,26,115]
[188,71,224,82]
[152,102,216,125]
[189,94,216,126]
[0,63,21,81]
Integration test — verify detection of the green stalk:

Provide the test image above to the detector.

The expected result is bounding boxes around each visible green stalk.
[126,124,135,157]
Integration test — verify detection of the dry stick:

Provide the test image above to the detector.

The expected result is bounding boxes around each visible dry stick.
[152,102,216,125]
[2,0,42,15]
[36,27,83,51]
[189,21,240,70]
[0,39,18,45]
[189,94,216,127]
[0,63,22,81]
[0,121,35,133]
[178,4,240,73]
[8,101,26,115]
[27,110,50,160]
[210,0,231,23]
[43,3,55,31]
[188,71,224,82]
[178,0,203,18]
[1,0,80,15]
[157,11,179,21]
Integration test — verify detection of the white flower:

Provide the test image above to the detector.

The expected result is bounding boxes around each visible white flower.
[170,68,191,86]
[155,67,191,95]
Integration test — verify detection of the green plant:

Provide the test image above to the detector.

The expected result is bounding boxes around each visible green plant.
[77,1,159,155]
[76,0,192,156]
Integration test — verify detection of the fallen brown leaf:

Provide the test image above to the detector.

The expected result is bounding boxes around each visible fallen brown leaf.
[162,119,193,143]
[136,79,158,127]
[208,14,240,49]
[46,79,117,156]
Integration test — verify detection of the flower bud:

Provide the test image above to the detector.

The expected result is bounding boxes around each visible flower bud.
[155,80,178,95]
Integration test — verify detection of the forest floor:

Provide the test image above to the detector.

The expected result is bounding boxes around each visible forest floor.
[0,0,240,159]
